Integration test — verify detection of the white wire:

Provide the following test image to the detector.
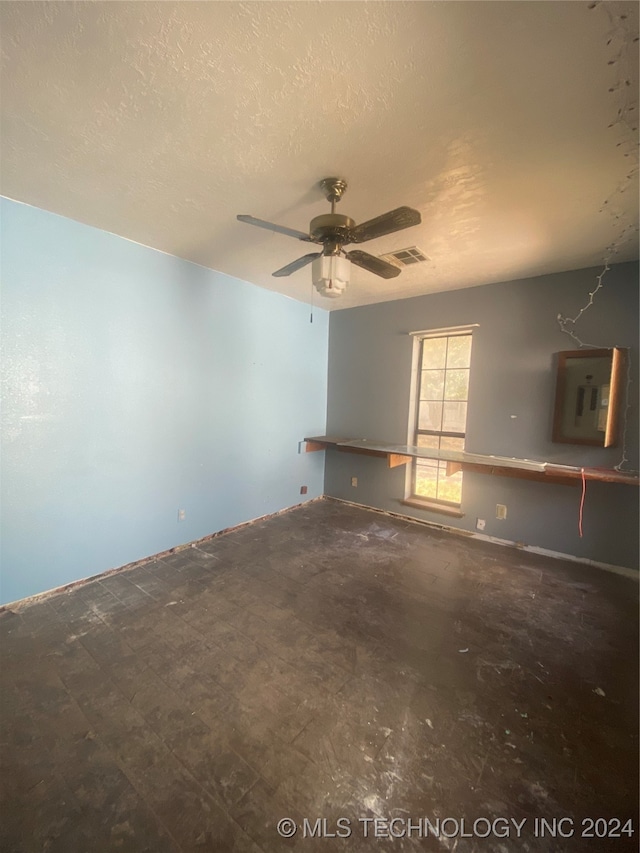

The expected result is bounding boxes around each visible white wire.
[556,264,610,349]
[557,2,638,471]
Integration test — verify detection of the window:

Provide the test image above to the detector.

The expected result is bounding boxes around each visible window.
[409,330,473,507]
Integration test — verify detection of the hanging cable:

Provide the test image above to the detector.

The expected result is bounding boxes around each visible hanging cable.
[556,264,610,348]
[557,3,639,349]
[556,3,638,476]
[578,469,587,538]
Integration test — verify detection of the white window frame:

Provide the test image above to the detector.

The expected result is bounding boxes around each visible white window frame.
[406,326,476,512]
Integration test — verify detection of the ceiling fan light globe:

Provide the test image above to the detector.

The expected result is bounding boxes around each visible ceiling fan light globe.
[312,255,350,298]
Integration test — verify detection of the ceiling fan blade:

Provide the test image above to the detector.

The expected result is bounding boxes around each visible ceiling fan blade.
[349,206,422,244]
[237,214,313,242]
[346,250,401,279]
[272,253,322,277]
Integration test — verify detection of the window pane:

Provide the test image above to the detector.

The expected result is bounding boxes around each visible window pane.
[437,467,463,503]
[442,401,467,433]
[440,435,465,451]
[415,461,438,498]
[446,335,472,369]
[417,434,439,449]
[444,369,469,401]
[420,370,444,400]
[421,337,447,369]
[411,332,472,507]
[418,401,443,431]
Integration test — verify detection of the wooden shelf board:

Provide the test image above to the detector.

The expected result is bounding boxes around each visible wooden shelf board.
[454,461,579,487]
[304,436,410,468]
[545,465,639,485]
[304,436,639,487]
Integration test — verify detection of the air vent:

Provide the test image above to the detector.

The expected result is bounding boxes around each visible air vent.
[380,246,429,266]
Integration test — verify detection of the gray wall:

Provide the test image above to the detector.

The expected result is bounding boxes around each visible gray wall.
[325,262,639,570]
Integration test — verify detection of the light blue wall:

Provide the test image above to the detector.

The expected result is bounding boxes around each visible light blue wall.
[1,198,328,604]
[325,262,639,570]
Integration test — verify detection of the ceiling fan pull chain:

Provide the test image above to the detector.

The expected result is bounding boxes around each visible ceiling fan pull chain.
[310,271,314,323]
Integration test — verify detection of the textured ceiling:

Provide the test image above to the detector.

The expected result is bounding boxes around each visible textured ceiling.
[1,1,638,310]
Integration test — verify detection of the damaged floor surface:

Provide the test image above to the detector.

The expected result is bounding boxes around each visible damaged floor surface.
[1,499,638,852]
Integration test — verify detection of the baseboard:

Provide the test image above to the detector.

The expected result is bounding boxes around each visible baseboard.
[2,496,323,611]
[324,496,639,580]
[4,491,636,612]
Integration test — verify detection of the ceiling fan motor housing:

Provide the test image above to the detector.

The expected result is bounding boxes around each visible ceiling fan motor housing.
[312,254,350,298]
[309,213,355,244]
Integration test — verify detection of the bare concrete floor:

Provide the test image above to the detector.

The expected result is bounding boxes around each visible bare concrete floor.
[1,499,638,852]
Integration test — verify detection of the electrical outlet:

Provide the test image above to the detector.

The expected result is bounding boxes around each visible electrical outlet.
[300,485,308,495]
[178,509,186,522]
[476,518,486,531]
[351,477,358,487]
[496,504,507,520]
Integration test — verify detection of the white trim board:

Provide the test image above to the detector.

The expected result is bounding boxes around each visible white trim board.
[326,496,639,581]
[408,324,480,337]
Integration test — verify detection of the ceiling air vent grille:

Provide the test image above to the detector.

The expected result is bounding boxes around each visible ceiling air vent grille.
[380,246,429,266]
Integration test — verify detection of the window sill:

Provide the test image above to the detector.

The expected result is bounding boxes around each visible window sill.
[400,498,465,519]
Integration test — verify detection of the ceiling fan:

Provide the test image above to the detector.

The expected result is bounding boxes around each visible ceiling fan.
[237,177,422,297]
